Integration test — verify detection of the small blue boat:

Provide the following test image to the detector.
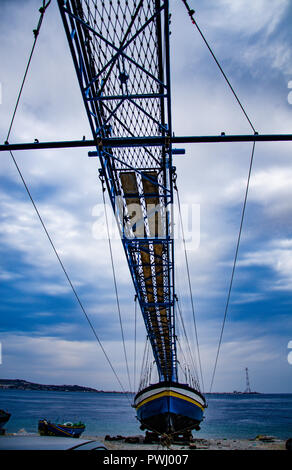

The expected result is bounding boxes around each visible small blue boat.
[38,419,85,438]
[0,410,11,429]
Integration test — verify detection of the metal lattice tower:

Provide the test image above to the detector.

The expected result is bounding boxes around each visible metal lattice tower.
[58,0,177,382]
[244,367,251,393]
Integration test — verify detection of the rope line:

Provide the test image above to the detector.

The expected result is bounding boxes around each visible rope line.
[175,298,200,388]
[181,0,256,133]
[181,0,258,392]
[8,150,130,399]
[174,179,205,393]
[209,142,256,392]
[176,320,196,386]
[134,295,138,393]
[139,336,150,391]
[6,1,51,144]
[100,179,132,393]
[5,0,131,401]
[175,259,201,388]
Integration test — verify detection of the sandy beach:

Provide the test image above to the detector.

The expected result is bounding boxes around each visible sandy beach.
[88,434,287,451]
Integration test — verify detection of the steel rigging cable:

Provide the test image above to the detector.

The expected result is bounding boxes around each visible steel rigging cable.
[181,0,256,133]
[6,0,51,143]
[209,141,256,393]
[175,299,200,389]
[100,174,133,394]
[133,294,138,392]
[181,0,257,392]
[174,177,205,393]
[5,0,131,401]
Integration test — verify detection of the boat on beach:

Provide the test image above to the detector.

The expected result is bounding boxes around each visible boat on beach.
[57,0,207,438]
[0,410,11,429]
[134,381,206,434]
[38,419,85,438]
[5,0,286,444]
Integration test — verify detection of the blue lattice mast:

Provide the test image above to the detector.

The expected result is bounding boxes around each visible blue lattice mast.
[58,0,177,382]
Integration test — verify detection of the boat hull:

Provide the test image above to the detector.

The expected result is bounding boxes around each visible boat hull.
[0,410,11,429]
[38,420,85,438]
[134,382,206,435]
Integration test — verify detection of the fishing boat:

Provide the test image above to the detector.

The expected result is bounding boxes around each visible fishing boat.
[2,0,290,444]
[134,382,206,434]
[57,0,207,437]
[0,410,11,429]
[38,419,85,438]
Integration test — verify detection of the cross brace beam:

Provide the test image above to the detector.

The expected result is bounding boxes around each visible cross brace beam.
[2,134,292,153]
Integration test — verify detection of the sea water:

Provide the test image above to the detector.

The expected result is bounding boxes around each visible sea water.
[0,389,291,439]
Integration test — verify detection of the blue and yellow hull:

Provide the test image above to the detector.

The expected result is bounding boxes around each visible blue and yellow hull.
[134,382,206,434]
[38,420,85,438]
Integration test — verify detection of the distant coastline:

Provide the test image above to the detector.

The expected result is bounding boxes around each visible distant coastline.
[0,379,130,394]
[0,379,266,395]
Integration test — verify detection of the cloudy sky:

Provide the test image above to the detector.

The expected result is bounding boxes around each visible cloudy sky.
[0,0,292,394]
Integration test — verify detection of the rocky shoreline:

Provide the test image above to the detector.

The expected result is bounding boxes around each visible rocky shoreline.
[0,379,127,394]
[89,434,287,451]
[4,431,289,450]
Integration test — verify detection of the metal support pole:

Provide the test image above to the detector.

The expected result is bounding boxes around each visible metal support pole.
[2,134,292,153]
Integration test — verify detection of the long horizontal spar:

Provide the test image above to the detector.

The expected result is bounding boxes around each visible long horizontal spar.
[1,134,292,152]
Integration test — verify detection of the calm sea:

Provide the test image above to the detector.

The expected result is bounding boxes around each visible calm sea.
[0,389,291,439]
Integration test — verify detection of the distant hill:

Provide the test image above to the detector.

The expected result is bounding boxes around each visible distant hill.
[0,379,115,393]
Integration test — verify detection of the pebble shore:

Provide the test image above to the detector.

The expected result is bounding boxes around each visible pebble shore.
[90,434,287,451]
